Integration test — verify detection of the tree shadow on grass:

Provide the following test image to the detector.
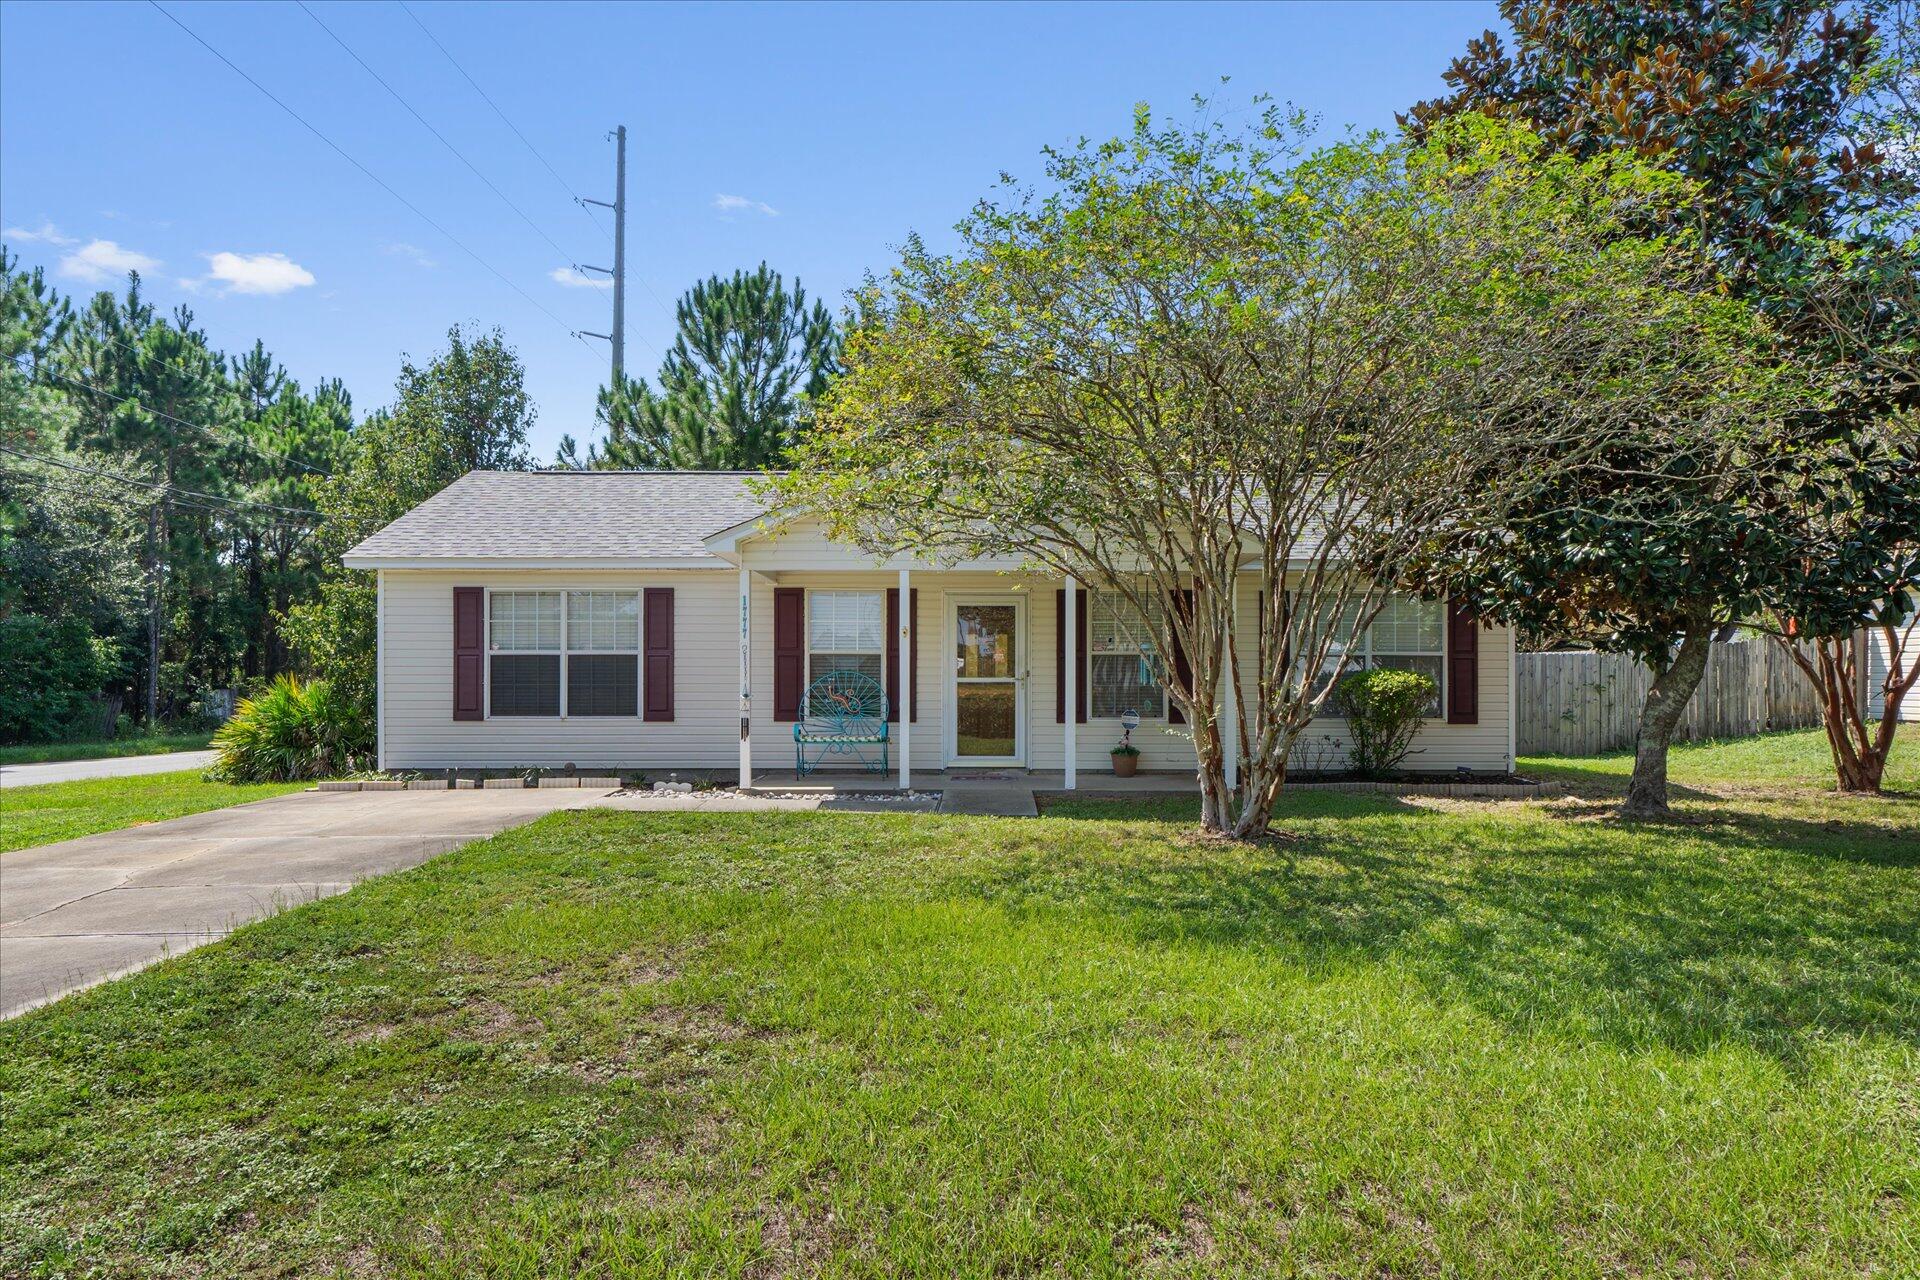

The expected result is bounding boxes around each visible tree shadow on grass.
[993,793,1920,1063]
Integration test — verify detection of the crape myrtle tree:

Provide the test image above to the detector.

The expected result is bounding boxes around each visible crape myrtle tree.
[1758,232,1920,792]
[1407,0,1919,812]
[574,264,839,470]
[775,104,1791,838]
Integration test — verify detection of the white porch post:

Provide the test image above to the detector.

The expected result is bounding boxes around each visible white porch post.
[1063,575,1077,789]
[738,568,752,790]
[898,567,911,791]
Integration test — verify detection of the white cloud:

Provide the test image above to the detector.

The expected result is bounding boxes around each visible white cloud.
[383,241,436,268]
[59,239,160,283]
[550,265,611,290]
[713,193,779,217]
[4,220,77,246]
[204,251,316,295]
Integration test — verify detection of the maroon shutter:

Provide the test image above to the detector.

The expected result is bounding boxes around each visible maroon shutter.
[773,587,805,721]
[643,588,675,721]
[1167,590,1195,724]
[1447,599,1479,724]
[884,587,919,723]
[453,587,483,721]
[1054,588,1089,723]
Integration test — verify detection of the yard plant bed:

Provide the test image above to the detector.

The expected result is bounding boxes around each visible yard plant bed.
[1,731,1916,1276]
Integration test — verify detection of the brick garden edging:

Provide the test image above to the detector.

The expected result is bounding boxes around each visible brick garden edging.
[315,777,622,792]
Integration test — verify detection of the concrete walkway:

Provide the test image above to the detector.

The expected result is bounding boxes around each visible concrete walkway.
[0,750,220,788]
[0,788,586,1018]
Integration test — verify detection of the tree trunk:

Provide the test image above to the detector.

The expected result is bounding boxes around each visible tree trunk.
[1780,628,1915,797]
[1620,622,1714,819]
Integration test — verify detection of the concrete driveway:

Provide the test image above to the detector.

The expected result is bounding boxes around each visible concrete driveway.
[0,788,586,1018]
[0,749,220,788]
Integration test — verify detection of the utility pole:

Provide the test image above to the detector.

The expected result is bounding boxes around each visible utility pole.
[576,125,627,387]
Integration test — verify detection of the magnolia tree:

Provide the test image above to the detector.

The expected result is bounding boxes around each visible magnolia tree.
[1762,235,1920,793]
[775,107,1786,838]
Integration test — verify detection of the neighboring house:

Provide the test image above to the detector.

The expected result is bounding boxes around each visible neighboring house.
[343,471,1519,786]
[1864,595,1919,724]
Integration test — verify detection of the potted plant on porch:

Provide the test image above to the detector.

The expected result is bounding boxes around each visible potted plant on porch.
[1110,710,1141,777]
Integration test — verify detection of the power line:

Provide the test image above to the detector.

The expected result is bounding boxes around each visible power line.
[35,344,332,477]
[0,445,324,521]
[395,0,609,245]
[393,0,679,347]
[296,0,580,266]
[147,0,597,355]
[7,468,321,539]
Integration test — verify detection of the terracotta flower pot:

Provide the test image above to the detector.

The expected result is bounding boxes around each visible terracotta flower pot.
[1111,753,1139,778]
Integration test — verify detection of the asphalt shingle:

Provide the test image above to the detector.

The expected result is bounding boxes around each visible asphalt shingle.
[343,471,772,564]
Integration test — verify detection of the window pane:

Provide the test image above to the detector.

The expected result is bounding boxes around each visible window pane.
[490,592,561,652]
[1088,587,1166,717]
[567,653,638,716]
[1369,595,1443,654]
[1090,589,1161,656]
[809,591,883,653]
[568,591,639,651]
[811,652,884,683]
[956,604,1016,678]
[490,653,559,715]
[1091,653,1165,719]
[1371,654,1444,716]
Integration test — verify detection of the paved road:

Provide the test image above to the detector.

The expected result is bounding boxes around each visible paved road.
[0,750,221,788]
[0,788,588,1018]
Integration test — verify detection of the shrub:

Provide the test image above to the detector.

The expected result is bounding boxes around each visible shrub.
[0,614,118,745]
[1332,667,1437,778]
[210,675,370,782]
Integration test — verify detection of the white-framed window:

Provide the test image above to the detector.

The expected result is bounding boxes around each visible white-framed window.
[1366,595,1445,714]
[566,591,640,717]
[1314,593,1444,715]
[488,591,562,717]
[808,590,885,683]
[484,589,647,719]
[1089,587,1166,719]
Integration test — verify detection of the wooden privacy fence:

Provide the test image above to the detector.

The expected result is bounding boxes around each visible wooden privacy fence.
[1516,638,1822,757]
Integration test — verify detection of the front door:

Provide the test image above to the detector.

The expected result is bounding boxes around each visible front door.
[949,597,1025,766]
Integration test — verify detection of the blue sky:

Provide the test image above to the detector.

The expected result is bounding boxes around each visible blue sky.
[1,0,1502,460]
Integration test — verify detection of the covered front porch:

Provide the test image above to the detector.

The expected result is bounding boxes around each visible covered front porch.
[725,562,1233,794]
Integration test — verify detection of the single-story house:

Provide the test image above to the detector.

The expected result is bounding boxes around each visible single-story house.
[343,470,1519,787]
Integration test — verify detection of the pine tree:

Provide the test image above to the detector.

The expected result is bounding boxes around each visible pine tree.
[594,264,838,470]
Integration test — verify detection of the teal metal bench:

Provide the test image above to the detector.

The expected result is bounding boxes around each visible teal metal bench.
[794,669,890,776]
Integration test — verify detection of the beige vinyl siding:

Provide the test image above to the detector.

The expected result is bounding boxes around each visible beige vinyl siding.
[379,567,1515,774]
[381,569,742,770]
[1864,602,1919,723]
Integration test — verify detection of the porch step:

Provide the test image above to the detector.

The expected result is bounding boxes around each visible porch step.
[937,783,1039,817]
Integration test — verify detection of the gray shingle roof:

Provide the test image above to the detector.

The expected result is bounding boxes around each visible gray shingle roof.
[343,471,773,565]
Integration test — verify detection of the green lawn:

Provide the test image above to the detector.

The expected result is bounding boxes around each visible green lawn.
[2,732,1917,1276]
[0,769,307,853]
[0,732,213,767]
